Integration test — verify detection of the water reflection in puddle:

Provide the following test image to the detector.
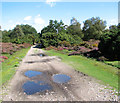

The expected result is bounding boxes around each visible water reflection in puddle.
[22,81,52,95]
[39,53,46,57]
[25,70,42,78]
[52,74,71,83]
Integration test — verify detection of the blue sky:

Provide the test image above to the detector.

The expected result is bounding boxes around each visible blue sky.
[2,1,118,32]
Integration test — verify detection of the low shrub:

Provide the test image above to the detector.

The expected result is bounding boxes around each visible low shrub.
[63,47,69,50]
[45,46,57,50]
[73,45,81,51]
[68,51,81,56]
[1,42,31,55]
[97,56,108,61]
[57,46,64,51]
[92,43,98,47]
[22,43,31,48]
[0,55,8,63]
[0,56,8,59]
[59,41,71,47]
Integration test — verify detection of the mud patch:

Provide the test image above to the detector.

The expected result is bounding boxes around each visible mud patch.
[22,81,52,95]
[25,70,42,78]
[52,74,71,83]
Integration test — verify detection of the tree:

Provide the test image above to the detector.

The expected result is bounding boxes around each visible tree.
[10,25,24,39]
[8,24,38,44]
[83,17,106,40]
[109,25,117,30]
[2,30,11,42]
[41,20,66,35]
[42,32,58,47]
[40,19,83,47]
[67,17,84,39]
[98,25,120,60]
[20,24,37,35]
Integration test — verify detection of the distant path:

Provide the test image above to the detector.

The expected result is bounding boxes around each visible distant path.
[2,46,118,101]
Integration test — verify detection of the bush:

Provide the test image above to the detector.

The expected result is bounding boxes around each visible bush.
[22,43,31,48]
[68,46,91,56]
[68,51,81,56]
[80,39,100,49]
[58,41,71,47]
[45,46,57,50]
[18,44,25,48]
[0,56,8,59]
[97,56,108,61]
[1,42,31,55]
[98,27,120,60]
[73,45,80,51]
[0,55,8,64]
[92,43,98,47]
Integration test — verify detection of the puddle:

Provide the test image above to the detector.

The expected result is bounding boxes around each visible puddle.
[52,74,71,83]
[39,53,46,57]
[25,61,35,63]
[25,70,42,78]
[22,81,52,95]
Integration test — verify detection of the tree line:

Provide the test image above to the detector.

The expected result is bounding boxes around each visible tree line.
[2,17,120,60]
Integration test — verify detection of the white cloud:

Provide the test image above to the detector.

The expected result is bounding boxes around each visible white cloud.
[46,0,60,7]
[33,24,46,33]
[34,14,45,25]
[105,18,118,29]
[2,14,46,32]
[24,16,32,21]
[109,19,118,26]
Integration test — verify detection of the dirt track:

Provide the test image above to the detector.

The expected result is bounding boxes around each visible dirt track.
[1,46,118,101]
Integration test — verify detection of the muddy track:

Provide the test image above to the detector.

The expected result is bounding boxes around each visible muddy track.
[1,46,118,101]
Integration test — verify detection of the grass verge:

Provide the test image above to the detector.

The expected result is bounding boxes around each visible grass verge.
[45,49,119,90]
[0,47,30,86]
[104,61,120,68]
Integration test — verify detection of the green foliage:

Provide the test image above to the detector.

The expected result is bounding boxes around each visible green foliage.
[20,24,37,35]
[42,32,58,47]
[98,25,120,60]
[104,61,120,68]
[58,41,71,47]
[2,24,38,44]
[41,20,65,34]
[67,17,84,38]
[40,19,83,47]
[2,30,11,42]
[83,17,106,40]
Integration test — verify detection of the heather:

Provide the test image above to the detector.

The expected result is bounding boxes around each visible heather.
[0,42,31,64]
[44,40,119,69]
[0,47,30,86]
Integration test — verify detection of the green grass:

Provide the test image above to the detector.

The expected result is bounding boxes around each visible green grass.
[0,47,30,86]
[45,49,119,90]
[104,61,120,68]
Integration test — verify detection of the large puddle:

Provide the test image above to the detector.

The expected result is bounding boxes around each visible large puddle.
[52,74,71,83]
[23,71,70,95]
[22,81,52,95]
[24,70,42,78]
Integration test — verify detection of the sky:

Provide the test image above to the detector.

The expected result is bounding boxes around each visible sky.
[1,1,119,33]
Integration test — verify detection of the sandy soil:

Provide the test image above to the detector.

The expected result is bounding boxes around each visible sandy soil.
[1,46,118,101]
